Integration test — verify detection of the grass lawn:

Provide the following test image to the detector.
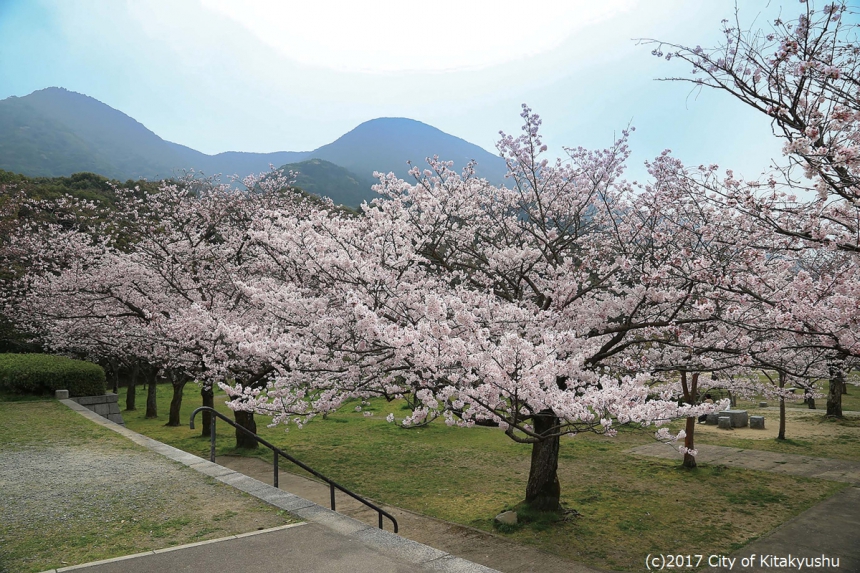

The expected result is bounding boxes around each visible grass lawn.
[124,383,849,571]
[0,399,297,573]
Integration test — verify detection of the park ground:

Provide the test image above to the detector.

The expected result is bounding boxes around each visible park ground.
[1,380,857,572]
[122,381,859,571]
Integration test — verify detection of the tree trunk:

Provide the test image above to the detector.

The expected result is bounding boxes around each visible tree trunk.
[201,384,214,438]
[125,362,138,411]
[683,416,697,468]
[807,397,816,409]
[166,373,187,427]
[234,410,259,449]
[827,361,844,418]
[777,372,786,441]
[680,371,699,469]
[108,359,119,394]
[524,410,561,512]
[145,367,158,419]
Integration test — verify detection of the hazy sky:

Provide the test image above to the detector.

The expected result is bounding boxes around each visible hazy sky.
[0,1,837,182]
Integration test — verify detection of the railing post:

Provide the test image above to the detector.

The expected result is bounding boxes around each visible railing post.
[273,451,279,489]
[209,414,216,462]
[330,483,336,511]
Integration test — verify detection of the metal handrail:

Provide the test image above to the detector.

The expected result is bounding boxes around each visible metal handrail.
[190,406,398,533]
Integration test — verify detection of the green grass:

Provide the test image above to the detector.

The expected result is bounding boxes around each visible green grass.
[0,399,297,573]
[124,383,848,571]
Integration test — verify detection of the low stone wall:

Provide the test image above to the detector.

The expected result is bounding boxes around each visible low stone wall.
[66,392,125,425]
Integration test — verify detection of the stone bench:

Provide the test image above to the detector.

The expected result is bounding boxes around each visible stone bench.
[707,409,748,428]
[750,415,765,429]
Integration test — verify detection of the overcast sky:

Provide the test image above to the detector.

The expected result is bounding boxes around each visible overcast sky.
[0,1,838,182]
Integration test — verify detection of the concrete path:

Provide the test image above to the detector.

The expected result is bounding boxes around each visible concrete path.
[629,443,860,484]
[631,443,860,572]
[215,455,603,573]
[702,486,860,573]
[46,523,443,573]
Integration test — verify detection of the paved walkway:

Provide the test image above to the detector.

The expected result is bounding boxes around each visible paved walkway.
[631,443,860,572]
[703,486,860,573]
[46,523,456,573]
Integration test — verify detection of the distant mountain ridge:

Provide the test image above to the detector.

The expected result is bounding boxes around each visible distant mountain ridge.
[310,117,507,185]
[0,87,508,206]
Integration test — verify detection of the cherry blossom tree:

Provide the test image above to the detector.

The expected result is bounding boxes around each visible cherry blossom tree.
[646,0,860,417]
[8,171,309,434]
[224,108,729,511]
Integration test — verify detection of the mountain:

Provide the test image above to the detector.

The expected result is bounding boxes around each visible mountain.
[0,91,122,179]
[0,88,310,181]
[282,158,376,207]
[0,88,508,206]
[309,117,508,186]
[0,87,203,180]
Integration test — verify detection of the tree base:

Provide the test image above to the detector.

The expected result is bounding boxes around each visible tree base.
[522,497,563,513]
[234,410,259,449]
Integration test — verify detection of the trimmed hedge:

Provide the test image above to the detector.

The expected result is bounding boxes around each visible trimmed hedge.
[0,354,106,397]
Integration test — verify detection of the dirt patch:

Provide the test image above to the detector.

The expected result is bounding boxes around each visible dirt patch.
[0,403,297,573]
[694,407,860,441]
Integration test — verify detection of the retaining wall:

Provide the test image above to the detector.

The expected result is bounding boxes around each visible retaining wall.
[69,392,125,425]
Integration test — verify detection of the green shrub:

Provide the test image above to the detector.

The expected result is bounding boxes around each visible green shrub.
[0,354,106,397]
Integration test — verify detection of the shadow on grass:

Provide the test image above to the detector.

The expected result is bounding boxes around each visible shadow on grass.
[0,393,53,403]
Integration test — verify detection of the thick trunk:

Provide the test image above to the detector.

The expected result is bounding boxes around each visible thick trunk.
[145,367,158,419]
[777,372,786,441]
[201,384,214,438]
[807,397,816,410]
[234,410,259,449]
[125,362,138,411]
[524,411,561,512]
[827,362,844,418]
[166,375,187,427]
